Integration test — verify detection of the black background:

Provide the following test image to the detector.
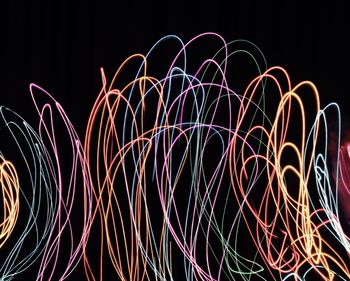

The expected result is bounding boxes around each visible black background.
[1,1,349,127]
[1,1,349,280]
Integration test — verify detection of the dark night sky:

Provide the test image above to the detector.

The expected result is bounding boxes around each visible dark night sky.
[1,1,349,135]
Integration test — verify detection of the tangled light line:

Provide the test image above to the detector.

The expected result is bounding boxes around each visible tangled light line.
[0,153,19,250]
[0,33,349,280]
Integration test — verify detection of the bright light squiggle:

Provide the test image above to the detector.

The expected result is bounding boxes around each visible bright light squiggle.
[0,106,58,280]
[29,84,94,281]
[0,154,19,249]
[0,86,94,280]
[1,32,349,280]
[83,33,350,280]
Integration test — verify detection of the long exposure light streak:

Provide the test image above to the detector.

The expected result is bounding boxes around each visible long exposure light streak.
[0,33,349,280]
